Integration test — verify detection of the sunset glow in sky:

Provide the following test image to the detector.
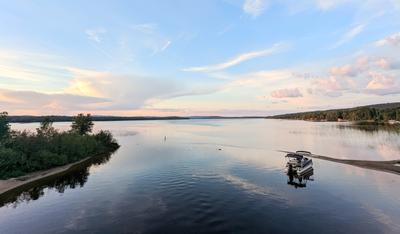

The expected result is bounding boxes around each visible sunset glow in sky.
[1,0,400,116]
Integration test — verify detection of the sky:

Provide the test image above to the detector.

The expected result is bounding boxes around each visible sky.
[0,0,400,116]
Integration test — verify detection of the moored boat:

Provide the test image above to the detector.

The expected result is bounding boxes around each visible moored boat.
[297,157,313,176]
[284,151,314,178]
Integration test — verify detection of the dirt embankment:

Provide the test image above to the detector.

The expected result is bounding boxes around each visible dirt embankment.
[0,157,91,196]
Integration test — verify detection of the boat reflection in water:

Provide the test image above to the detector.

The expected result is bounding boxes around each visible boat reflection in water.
[284,151,314,188]
[0,153,113,208]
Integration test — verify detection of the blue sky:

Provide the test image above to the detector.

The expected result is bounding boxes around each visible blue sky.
[0,0,400,116]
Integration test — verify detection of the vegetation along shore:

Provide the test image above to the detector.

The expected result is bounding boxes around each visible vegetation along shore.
[269,102,400,123]
[0,112,119,184]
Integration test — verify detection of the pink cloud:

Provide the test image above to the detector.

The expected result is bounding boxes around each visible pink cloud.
[270,88,303,98]
[376,32,400,47]
[0,88,110,115]
[375,58,391,69]
[330,64,355,76]
[329,56,371,77]
[314,76,343,91]
[312,76,359,97]
[366,72,394,90]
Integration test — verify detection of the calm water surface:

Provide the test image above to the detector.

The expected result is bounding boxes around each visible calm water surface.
[1,119,400,233]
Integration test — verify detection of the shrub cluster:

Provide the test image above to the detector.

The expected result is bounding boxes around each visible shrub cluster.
[0,113,119,179]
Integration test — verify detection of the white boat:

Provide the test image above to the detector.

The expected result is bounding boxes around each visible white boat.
[284,152,314,188]
[284,151,313,177]
[297,157,313,176]
[285,153,303,168]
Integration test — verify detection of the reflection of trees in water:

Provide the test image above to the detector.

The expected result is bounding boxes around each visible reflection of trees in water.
[337,123,400,134]
[0,153,112,208]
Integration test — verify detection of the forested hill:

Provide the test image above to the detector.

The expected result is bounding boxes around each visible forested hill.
[268,102,400,122]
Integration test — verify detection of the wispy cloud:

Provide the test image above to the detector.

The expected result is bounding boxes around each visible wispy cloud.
[243,0,268,17]
[131,23,158,34]
[314,0,349,11]
[130,23,172,55]
[332,24,365,48]
[160,40,171,52]
[271,88,303,98]
[183,43,288,73]
[0,49,69,89]
[85,28,106,43]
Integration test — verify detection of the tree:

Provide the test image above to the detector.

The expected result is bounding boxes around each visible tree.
[36,117,57,137]
[0,111,10,142]
[71,113,94,135]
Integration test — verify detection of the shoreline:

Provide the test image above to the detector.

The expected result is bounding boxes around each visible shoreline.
[0,156,92,196]
[309,154,400,175]
[2,151,400,197]
[280,150,400,175]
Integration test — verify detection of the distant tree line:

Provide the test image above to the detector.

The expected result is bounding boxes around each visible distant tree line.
[269,102,400,122]
[6,115,189,123]
[0,112,119,179]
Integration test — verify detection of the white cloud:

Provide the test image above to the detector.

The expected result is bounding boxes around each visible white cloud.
[85,28,106,43]
[183,43,287,73]
[243,0,268,17]
[332,24,365,48]
[66,71,181,110]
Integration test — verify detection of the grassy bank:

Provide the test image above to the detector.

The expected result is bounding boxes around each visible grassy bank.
[0,112,119,180]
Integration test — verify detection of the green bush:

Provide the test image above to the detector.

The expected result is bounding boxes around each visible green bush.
[0,113,119,180]
[33,150,68,168]
[95,130,119,150]
[0,112,10,142]
[0,147,27,179]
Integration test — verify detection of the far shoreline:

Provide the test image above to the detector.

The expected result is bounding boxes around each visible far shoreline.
[8,116,267,124]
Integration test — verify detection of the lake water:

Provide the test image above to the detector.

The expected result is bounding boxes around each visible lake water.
[1,119,400,233]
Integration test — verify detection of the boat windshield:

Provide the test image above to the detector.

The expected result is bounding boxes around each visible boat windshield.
[285,153,303,160]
